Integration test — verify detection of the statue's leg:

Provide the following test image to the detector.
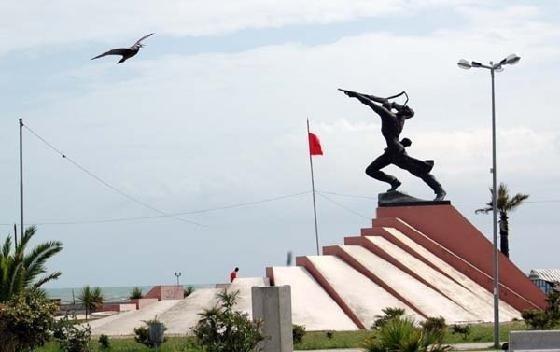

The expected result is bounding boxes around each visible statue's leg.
[420,174,446,201]
[395,154,446,200]
[365,154,401,191]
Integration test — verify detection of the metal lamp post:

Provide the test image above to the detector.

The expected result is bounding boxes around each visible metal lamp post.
[174,272,182,286]
[457,53,521,349]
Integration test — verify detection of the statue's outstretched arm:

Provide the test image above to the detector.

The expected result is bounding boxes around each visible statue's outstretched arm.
[353,93,392,117]
[359,93,388,105]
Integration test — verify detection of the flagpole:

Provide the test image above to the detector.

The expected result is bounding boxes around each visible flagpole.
[19,118,24,246]
[307,119,320,255]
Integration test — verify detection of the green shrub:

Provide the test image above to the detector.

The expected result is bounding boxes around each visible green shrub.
[98,334,110,349]
[372,307,406,329]
[133,326,150,346]
[522,290,560,330]
[522,309,550,329]
[292,324,306,344]
[54,315,92,352]
[193,288,265,352]
[134,317,167,348]
[0,290,57,352]
[364,315,451,352]
[451,324,471,340]
[421,316,446,343]
[129,287,143,300]
[184,286,195,298]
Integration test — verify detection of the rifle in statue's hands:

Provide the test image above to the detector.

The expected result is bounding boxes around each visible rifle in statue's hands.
[338,88,357,97]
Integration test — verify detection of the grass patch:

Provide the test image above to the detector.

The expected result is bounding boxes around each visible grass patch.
[37,336,202,352]
[294,330,371,350]
[36,321,528,351]
[443,321,526,344]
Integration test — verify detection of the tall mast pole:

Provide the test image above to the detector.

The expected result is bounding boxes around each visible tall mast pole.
[19,118,24,245]
[490,66,500,349]
[307,119,320,255]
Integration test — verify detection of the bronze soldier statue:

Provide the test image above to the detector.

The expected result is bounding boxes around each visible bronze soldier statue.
[340,89,446,201]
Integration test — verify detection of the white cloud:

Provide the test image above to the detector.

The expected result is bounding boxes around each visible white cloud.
[0,0,405,55]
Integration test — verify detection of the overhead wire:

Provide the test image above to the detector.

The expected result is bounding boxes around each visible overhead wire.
[316,191,370,220]
[22,123,204,227]
[0,191,311,226]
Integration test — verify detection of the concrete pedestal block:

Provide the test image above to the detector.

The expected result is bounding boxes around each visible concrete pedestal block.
[510,330,560,351]
[252,286,293,352]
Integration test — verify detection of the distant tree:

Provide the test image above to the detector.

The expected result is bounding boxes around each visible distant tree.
[475,183,529,257]
[0,226,63,302]
[78,286,103,320]
[184,286,195,298]
[129,287,143,300]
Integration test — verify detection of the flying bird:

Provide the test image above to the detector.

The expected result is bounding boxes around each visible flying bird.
[91,33,155,63]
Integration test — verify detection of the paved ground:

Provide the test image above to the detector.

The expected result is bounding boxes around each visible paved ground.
[295,349,362,352]
[293,342,503,351]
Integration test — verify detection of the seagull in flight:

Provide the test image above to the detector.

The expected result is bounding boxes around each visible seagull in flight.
[91,33,155,63]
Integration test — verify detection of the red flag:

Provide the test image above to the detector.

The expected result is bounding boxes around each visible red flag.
[308,132,323,156]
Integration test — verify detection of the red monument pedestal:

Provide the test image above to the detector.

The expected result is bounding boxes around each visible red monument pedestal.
[373,203,546,311]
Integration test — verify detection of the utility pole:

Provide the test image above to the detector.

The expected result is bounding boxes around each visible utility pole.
[19,118,24,243]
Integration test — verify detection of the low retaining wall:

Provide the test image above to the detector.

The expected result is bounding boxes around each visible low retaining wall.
[509,330,560,351]
[131,298,158,310]
[100,303,136,313]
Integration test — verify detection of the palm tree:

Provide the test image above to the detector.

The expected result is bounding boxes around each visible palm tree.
[475,183,529,258]
[78,285,104,320]
[0,226,63,302]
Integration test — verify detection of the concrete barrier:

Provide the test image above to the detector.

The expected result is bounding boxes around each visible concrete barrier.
[252,286,293,352]
[509,330,560,351]
[131,298,158,310]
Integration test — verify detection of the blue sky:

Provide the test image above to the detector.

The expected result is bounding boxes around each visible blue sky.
[1,0,559,288]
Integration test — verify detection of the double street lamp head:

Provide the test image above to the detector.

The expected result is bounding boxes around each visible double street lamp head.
[457,54,521,70]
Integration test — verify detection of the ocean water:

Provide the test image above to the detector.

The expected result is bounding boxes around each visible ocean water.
[45,285,207,303]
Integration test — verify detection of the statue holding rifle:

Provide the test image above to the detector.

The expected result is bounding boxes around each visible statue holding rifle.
[339,89,446,201]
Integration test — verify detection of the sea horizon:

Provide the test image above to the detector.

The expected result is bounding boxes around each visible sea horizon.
[45,284,214,303]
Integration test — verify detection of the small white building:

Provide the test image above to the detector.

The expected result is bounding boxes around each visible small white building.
[528,269,560,294]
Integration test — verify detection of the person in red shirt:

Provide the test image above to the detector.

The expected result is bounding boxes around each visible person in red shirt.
[230,267,239,283]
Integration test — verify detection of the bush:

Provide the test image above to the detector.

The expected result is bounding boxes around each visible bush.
[134,317,167,348]
[0,290,57,352]
[364,315,451,352]
[133,326,150,346]
[522,290,560,330]
[98,334,110,349]
[54,315,92,352]
[184,286,195,298]
[129,287,143,300]
[451,324,471,340]
[326,330,334,339]
[192,288,265,352]
[522,309,550,329]
[372,307,406,329]
[421,316,446,343]
[292,324,306,344]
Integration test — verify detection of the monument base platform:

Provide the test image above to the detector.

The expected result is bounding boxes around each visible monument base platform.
[378,190,451,207]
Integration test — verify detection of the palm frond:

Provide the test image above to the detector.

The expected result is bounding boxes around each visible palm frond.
[33,272,62,288]
[507,193,530,211]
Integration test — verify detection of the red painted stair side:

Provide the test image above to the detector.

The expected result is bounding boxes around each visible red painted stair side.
[295,256,365,329]
[358,227,459,285]
[374,204,546,310]
[323,245,426,318]
[340,238,458,306]
[371,216,540,311]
